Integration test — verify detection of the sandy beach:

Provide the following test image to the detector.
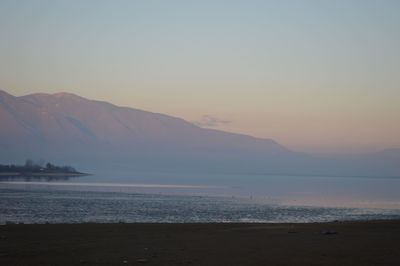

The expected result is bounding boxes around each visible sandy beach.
[1,220,399,265]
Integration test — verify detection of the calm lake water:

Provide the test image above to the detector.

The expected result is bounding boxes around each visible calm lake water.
[1,172,400,224]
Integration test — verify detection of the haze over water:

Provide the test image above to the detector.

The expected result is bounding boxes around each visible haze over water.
[2,172,400,224]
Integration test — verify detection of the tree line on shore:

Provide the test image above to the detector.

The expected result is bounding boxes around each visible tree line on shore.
[0,159,79,174]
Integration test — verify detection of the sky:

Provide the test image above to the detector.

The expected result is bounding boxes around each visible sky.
[0,0,399,154]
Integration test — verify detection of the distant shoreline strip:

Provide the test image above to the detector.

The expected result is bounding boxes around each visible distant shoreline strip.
[0,181,220,189]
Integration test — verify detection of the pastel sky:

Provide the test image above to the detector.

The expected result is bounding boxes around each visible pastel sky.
[1,0,399,153]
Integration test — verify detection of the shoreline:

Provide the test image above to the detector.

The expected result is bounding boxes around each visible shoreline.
[0,172,90,177]
[1,220,400,265]
[1,218,399,225]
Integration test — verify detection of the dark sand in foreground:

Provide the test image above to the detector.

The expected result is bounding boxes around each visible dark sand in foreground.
[1,221,400,265]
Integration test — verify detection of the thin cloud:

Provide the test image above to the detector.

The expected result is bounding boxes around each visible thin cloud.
[193,115,232,128]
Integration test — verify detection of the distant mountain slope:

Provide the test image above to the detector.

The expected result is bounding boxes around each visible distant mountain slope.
[0,90,291,169]
[0,89,399,177]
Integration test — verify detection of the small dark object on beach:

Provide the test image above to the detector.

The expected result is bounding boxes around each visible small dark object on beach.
[322,230,338,235]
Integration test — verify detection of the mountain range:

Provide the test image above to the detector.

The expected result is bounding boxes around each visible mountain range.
[0,89,399,177]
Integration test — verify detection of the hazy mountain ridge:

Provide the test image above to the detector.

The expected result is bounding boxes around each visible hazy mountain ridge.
[0,90,399,177]
[1,90,287,152]
[0,90,290,166]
